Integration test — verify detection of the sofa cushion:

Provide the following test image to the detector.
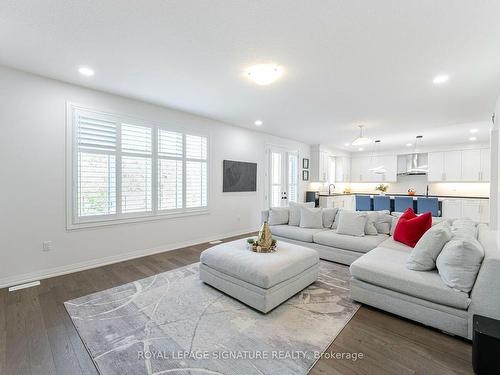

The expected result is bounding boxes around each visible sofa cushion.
[288,202,315,226]
[436,236,484,293]
[268,207,289,225]
[200,239,319,289]
[322,207,339,228]
[313,230,389,253]
[270,225,326,243]
[407,222,453,271]
[336,210,367,237]
[394,208,432,247]
[350,246,470,309]
[300,207,323,229]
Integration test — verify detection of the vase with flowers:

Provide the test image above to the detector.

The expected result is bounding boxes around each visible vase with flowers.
[375,184,389,195]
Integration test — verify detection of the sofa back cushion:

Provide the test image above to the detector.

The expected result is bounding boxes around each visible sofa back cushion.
[268,207,289,225]
[300,207,323,229]
[407,222,452,271]
[436,236,485,293]
[393,208,432,247]
[336,210,367,237]
[288,201,315,226]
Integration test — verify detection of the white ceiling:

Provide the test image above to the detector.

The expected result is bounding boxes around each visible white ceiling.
[1,0,499,150]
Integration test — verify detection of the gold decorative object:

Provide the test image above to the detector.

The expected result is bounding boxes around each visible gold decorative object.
[247,222,277,253]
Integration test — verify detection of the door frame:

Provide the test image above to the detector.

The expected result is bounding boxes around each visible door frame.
[265,145,299,208]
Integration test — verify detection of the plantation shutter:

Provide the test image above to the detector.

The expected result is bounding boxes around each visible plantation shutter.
[121,124,152,213]
[76,113,117,217]
[185,135,208,208]
[158,129,183,210]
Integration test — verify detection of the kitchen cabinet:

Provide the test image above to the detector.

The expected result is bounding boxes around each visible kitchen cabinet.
[351,155,397,182]
[480,148,490,181]
[310,146,333,182]
[319,194,355,210]
[441,198,490,223]
[428,151,461,181]
[350,157,371,182]
[461,149,481,181]
[335,156,350,182]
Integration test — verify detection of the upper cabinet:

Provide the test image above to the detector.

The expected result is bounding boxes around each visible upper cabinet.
[310,145,334,182]
[428,148,490,182]
[335,156,350,182]
[350,155,397,182]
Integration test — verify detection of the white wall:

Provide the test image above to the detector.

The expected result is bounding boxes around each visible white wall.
[491,96,500,231]
[0,66,310,287]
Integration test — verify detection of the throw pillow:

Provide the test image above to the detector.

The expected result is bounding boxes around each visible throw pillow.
[362,211,379,235]
[407,222,453,271]
[375,212,393,235]
[322,207,339,228]
[436,236,485,293]
[336,210,367,237]
[288,201,315,226]
[300,207,323,229]
[451,219,478,239]
[393,208,432,247]
[331,208,343,229]
[268,207,289,226]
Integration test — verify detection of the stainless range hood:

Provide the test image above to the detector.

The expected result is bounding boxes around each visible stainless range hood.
[397,153,428,176]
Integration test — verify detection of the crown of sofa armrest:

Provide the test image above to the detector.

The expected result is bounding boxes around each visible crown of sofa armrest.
[468,224,500,338]
[261,210,269,224]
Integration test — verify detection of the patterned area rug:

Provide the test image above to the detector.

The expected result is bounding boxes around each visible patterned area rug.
[65,260,359,375]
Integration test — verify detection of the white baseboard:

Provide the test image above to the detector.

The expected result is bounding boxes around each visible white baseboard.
[0,227,258,289]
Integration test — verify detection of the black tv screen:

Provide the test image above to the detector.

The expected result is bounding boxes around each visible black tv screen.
[223,160,257,192]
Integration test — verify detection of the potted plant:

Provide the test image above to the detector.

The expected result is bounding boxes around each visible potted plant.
[375,184,389,195]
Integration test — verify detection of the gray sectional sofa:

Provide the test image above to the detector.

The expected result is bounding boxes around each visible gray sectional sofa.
[261,208,500,339]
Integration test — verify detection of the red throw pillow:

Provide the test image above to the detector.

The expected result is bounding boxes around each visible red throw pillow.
[393,208,432,248]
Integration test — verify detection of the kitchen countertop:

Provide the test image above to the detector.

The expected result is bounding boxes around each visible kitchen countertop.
[317,192,489,200]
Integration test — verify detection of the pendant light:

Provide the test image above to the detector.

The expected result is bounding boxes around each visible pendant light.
[369,140,386,174]
[351,125,371,146]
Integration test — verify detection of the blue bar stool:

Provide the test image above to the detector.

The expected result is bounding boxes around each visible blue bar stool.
[417,197,439,217]
[394,196,413,213]
[356,195,371,211]
[373,195,390,211]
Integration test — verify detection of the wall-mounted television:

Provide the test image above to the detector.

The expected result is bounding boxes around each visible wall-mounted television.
[223,160,257,192]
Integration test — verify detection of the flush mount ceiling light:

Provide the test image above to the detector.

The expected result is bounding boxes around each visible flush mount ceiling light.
[351,125,371,146]
[433,74,449,85]
[254,120,263,126]
[244,63,284,86]
[78,66,95,77]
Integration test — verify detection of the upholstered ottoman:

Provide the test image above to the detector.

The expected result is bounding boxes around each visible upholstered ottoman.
[200,239,319,313]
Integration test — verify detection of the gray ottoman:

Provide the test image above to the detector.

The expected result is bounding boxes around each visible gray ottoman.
[200,239,319,313]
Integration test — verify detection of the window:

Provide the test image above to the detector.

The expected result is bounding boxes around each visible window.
[69,105,208,227]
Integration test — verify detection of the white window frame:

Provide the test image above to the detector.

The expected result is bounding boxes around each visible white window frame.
[66,103,210,229]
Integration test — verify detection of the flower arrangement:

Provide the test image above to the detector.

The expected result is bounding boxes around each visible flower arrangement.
[375,184,389,194]
[246,238,277,253]
[407,188,416,196]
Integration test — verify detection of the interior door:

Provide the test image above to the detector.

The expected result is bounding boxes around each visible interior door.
[268,148,299,207]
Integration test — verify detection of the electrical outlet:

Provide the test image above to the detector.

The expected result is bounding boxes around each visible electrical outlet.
[42,241,52,252]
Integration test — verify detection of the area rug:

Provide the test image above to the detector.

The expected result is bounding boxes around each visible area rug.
[65,260,359,375]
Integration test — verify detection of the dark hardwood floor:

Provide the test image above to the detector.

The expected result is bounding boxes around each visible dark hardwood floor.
[0,233,473,375]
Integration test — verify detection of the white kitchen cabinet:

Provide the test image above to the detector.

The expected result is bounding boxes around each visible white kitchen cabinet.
[428,152,444,182]
[441,198,490,222]
[442,199,462,219]
[480,148,490,181]
[444,150,462,181]
[371,155,397,182]
[310,146,333,182]
[335,156,350,182]
[461,149,481,181]
[319,194,355,209]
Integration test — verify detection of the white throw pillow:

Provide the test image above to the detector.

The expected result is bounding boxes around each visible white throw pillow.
[336,210,367,237]
[407,222,452,271]
[322,207,339,228]
[300,207,323,229]
[268,207,289,225]
[332,208,343,229]
[288,201,315,226]
[451,219,478,239]
[375,212,393,235]
[436,236,485,293]
[360,211,384,235]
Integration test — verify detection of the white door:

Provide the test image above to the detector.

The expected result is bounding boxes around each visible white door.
[268,148,299,207]
[461,149,481,181]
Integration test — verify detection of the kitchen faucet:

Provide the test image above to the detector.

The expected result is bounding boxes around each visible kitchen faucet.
[328,184,336,195]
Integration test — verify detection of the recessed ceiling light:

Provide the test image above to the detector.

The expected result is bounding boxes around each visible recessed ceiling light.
[358,147,364,151]
[469,136,477,141]
[406,143,413,147]
[244,63,284,86]
[254,120,263,126]
[433,74,449,85]
[78,66,95,77]
[344,143,350,147]
[470,128,478,133]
